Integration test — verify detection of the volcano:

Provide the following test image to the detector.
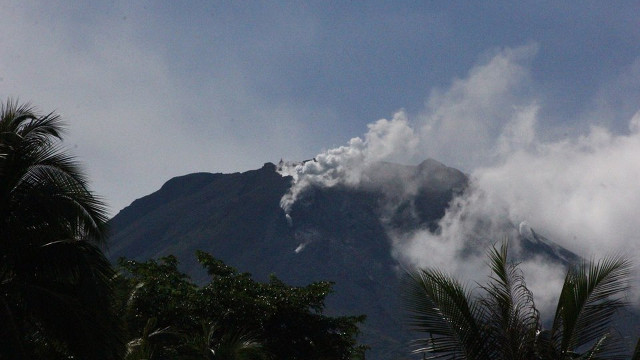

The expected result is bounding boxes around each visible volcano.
[107,159,580,359]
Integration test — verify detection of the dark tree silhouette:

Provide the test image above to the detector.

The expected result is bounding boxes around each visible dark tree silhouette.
[0,100,123,359]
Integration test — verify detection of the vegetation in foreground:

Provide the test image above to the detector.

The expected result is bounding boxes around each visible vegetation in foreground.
[0,100,122,359]
[4,99,640,359]
[404,241,639,359]
[0,100,366,359]
[117,252,366,359]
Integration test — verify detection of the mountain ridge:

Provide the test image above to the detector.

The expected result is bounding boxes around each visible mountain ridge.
[107,159,580,359]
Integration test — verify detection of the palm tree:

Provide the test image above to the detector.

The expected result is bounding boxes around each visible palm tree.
[0,100,123,359]
[124,317,179,360]
[185,322,268,360]
[404,240,631,359]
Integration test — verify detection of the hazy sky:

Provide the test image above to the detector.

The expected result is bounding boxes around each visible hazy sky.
[2,1,640,216]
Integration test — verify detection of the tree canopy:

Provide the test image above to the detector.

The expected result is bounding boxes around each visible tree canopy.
[117,251,367,360]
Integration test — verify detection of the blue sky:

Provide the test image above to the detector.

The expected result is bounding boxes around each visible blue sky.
[2,1,640,216]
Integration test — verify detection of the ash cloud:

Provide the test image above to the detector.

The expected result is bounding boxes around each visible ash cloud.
[278,112,419,214]
[279,45,538,215]
[278,44,640,308]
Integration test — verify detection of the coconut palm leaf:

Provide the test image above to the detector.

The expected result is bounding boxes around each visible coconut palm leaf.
[184,321,268,360]
[125,317,179,360]
[404,267,487,359]
[479,241,540,360]
[0,99,122,359]
[210,326,266,360]
[549,256,631,359]
[404,238,634,360]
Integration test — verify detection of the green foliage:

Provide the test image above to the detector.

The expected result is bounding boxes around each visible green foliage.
[404,240,632,360]
[184,321,268,360]
[0,100,122,359]
[118,251,367,360]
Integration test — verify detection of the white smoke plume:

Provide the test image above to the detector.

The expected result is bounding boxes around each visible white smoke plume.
[278,112,419,214]
[278,44,640,309]
[279,45,536,214]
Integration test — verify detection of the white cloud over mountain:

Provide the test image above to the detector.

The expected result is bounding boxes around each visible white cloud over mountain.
[280,45,640,311]
[2,1,640,310]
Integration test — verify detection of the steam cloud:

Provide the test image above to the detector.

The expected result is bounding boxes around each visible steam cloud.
[279,112,419,214]
[278,45,640,312]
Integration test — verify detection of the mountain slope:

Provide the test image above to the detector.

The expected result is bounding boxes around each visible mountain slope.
[107,159,578,359]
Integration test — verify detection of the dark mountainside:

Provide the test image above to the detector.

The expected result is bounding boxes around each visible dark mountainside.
[107,159,583,359]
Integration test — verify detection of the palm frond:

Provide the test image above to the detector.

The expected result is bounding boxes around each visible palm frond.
[13,240,122,359]
[550,255,631,357]
[212,327,266,360]
[404,239,634,360]
[574,332,630,360]
[403,268,487,359]
[0,99,119,358]
[480,241,539,360]
[5,140,107,244]
[125,317,179,360]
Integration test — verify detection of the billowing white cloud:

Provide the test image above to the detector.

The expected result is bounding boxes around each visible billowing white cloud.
[279,45,540,215]
[279,111,418,213]
[416,44,539,170]
[474,119,640,257]
[279,44,640,311]
[3,0,639,310]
